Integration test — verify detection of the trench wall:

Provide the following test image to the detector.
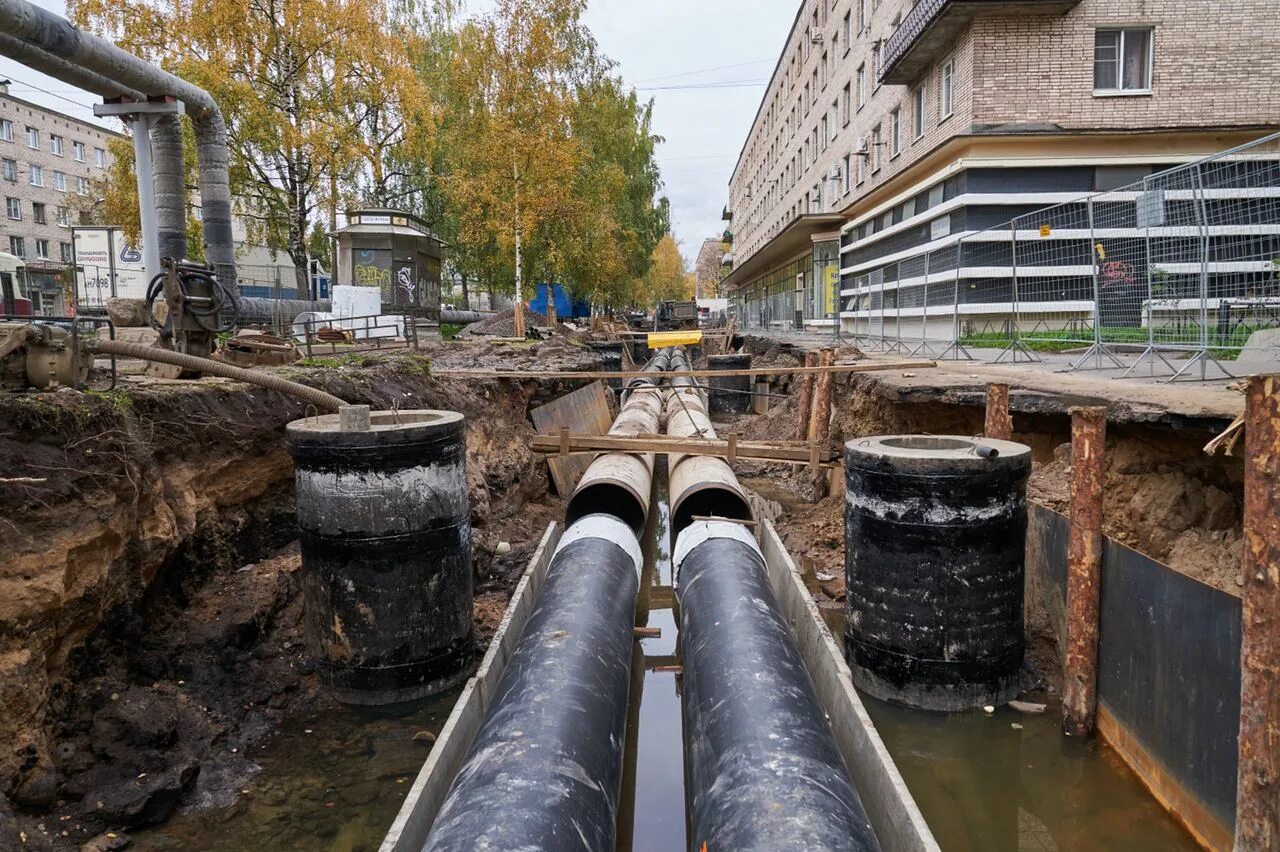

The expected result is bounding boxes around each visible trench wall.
[1027,504,1241,851]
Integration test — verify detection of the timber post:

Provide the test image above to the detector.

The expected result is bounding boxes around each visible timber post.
[985,383,1013,441]
[796,350,819,440]
[1063,405,1107,738]
[808,348,835,445]
[1236,375,1280,850]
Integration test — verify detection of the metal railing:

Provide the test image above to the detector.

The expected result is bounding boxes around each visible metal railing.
[295,310,420,358]
[832,131,1280,381]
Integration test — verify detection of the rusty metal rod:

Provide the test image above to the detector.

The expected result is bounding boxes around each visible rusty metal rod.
[984,383,1013,441]
[1236,375,1280,849]
[1063,405,1107,738]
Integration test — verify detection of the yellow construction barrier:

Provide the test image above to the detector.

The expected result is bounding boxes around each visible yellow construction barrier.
[647,330,703,348]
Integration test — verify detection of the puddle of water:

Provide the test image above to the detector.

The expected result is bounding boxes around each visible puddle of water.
[131,693,459,852]
[620,456,688,852]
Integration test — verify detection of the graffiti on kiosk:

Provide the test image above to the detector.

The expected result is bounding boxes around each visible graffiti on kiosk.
[353,264,391,288]
[396,267,415,300]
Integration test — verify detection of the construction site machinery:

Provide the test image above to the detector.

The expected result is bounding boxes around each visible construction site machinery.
[654,300,699,331]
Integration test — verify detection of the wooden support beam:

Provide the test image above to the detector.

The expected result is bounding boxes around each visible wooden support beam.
[1063,405,1107,738]
[633,626,662,639]
[808,348,835,447]
[1237,375,1280,850]
[433,360,936,382]
[984,383,1013,441]
[796,350,818,441]
[528,432,839,464]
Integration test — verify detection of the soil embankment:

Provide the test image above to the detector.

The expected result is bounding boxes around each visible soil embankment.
[0,345,593,849]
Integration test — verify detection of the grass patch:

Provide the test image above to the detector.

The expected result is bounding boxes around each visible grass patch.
[440,323,464,341]
[959,325,1264,360]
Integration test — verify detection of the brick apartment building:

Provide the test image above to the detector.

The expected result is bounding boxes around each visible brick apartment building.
[0,82,117,314]
[721,0,1280,337]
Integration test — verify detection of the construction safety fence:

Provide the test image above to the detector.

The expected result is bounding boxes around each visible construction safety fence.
[839,132,1280,381]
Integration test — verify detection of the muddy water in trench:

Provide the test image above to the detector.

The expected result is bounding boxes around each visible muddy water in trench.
[131,691,460,851]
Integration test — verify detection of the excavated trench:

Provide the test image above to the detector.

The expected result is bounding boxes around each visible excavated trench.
[0,347,585,850]
[0,337,1245,850]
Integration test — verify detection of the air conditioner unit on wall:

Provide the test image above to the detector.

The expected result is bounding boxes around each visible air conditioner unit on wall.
[810,28,824,43]
[829,164,844,181]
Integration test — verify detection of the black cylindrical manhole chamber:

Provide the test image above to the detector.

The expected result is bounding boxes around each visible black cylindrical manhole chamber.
[286,410,474,705]
[844,435,1032,711]
[707,353,752,414]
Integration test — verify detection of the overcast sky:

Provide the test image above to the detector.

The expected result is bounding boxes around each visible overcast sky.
[0,0,797,265]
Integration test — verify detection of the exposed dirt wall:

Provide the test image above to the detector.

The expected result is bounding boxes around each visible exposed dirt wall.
[0,350,579,843]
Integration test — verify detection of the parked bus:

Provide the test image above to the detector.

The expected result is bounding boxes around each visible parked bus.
[0,252,33,316]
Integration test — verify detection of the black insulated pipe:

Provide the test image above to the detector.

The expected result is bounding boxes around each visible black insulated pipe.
[424,514,642,852]
[676,521,882,852]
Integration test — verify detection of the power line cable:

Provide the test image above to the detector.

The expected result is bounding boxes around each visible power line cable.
[637,80,768,92]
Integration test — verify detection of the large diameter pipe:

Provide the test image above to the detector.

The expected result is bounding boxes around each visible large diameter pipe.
[675,520,881,852]
[663,381,751,535]
[0,0,236,286]
[565,381,664,532]
[151,113,187,262]
[424,514,641,852]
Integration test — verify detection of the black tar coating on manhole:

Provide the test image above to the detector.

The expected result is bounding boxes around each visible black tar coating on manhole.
[287,411,474,704]
[707,353,753,414]
[678,532,881,851]
[844,436,1032,711]
[423,525,639,851]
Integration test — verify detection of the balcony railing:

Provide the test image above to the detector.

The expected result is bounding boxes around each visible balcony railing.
[880,0,1081,85]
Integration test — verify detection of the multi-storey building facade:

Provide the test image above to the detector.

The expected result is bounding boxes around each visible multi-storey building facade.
[0,83,118,314]
[722,0,1280,337]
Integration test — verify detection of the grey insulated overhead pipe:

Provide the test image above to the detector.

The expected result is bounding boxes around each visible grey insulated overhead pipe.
[0,0,235,286]
[675,520,882,852]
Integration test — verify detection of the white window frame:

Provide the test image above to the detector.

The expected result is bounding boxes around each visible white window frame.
[913,87,925,139]
[857,64,867,109]
[76,176,89,196]
[940,60,955,120]
[53,170,67,193]
[25,127,38,149]
[1093,28,1153,95]
[50,134,63,156]
[60,241,73,263]
[28,164,43,187]
[56,205,69,227]
[890,107,901,157]
[72,141,86,162]
[9,236,23,257]
[0,119,12,142]
[1,158,14,182]
[842,154,852,194]
[871,123,882,172]
[35,238,49,260]
[5,197,20,220]
[94,147,106,168]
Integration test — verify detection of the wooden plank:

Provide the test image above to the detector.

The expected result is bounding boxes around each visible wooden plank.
[381,523,561,852]
[529,380,614,496]
[434,360,936,382]
[1064,405,1107,737]
[528,432,838,463]
[759,520,939,852]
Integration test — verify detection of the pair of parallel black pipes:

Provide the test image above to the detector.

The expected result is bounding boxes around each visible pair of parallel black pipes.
[423,349,880,852]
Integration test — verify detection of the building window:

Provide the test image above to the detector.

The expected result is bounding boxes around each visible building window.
[857,0,867,33]
[9,236,24,257]
[842,154,852,194]
[1094,28,1152,93]
[913,88,925,139]
[53,171,67,192]
[931,214,952,240]
[940,60,955,119]
[35,239,49,260]
[1,158,14,182]
[60,241,73,263]
[890,107,902,156]
[871,123,882,172]
[842,82,852,125]
[32,202,45,224]
[5,197,20,220]
[820,115,829,151]
[94,147,106,168]
[842,11,852,48]
[25,127,38,149]
[873,43,882,85]
[830,101,839,140]
[28,164,42,186]
[857,64,867,108]
[56,206,69,227]
[73,141,86,162]
[76,176,89,195]
[50,134,63,156]
[0,119,11,142]
[856,144,866,184]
